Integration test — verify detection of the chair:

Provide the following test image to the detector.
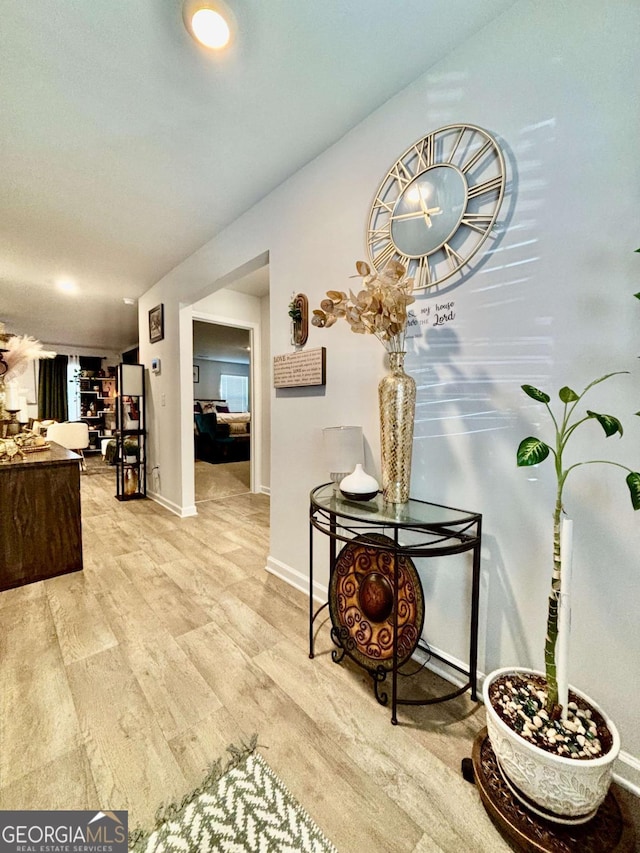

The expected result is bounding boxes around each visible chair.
[30,419,56,437]
[194,412,232,462]
[47,421,90,470]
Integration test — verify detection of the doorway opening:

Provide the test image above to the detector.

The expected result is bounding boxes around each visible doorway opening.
[184,253,270,512]
[192,320,252,504]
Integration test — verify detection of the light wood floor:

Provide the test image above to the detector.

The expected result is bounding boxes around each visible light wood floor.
[194,459,250,503]
[0,472,635,851]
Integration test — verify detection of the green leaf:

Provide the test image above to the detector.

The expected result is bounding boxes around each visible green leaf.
[521,385,550,404]
[559,386,579,403]
[582,372,629,394]
[626,472,640,510]
[634,292,640,300]
[517,437,550,466]
[586,410,623,437]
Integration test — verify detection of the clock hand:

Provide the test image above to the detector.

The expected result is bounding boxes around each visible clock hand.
[422,205,442,226]
[391,210,430,221]
[391,206,443,226]
[417,190,442,226]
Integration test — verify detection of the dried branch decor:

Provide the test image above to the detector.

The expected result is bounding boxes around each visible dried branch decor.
[312,260,415,353]
[1,334,55,382]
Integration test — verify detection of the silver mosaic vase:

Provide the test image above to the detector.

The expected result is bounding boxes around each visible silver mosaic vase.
[378,352,416,503]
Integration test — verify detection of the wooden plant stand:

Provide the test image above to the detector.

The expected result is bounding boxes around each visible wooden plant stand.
[466,728,636,852]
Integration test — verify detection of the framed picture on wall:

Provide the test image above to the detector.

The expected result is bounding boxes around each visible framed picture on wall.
[193,365,199,383]
[149,304,164,343]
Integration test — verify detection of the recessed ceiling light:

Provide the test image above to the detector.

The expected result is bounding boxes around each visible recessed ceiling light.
[56,278,78,294]
[123,297,136,305]
[183,1,234,50]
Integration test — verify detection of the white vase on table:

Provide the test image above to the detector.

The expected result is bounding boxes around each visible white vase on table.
[339,464,379,501]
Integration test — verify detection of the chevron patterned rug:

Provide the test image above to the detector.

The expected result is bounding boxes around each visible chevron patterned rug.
[128,739,336,853]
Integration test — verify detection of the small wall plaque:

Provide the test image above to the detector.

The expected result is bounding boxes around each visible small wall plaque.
[290,293,309,347]
[273,347,326,388]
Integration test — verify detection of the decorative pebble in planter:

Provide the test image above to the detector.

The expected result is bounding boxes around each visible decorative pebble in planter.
[483,667,620,825]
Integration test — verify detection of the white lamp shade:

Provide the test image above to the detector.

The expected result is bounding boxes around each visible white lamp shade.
[120,364,144,396]
[323,426,364,480]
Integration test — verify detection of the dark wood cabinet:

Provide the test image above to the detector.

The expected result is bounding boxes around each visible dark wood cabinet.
[0,444,83,591]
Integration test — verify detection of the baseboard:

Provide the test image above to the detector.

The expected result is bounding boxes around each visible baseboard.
[260,486,271,496]
[147,490,197,518]
[266,556,640,798]
[265,555,325,602]
[414,642,478,691]
[614,750,640,796]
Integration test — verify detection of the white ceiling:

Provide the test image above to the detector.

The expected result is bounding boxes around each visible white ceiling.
[0,0,515,352]
[193,320,250,364]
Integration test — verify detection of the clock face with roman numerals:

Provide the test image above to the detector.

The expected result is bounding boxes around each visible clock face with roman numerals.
[366,124,505,290]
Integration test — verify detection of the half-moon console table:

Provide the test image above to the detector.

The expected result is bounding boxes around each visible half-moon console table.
[309,483,482,724]
[0,443,83,591]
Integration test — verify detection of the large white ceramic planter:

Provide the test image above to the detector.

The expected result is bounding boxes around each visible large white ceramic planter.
[483,667,620,824]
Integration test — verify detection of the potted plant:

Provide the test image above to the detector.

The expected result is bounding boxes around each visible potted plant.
[483,373,640,823]
[288,298,302,324]
[123,437,139,464]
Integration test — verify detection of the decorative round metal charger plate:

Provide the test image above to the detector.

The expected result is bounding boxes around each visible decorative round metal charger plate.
[329,533,424,671]
[471,729,636,852]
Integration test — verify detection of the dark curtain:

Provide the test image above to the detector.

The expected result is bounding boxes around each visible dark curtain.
[38,354,68,421]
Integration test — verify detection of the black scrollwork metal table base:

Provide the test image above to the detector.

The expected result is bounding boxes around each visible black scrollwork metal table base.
[309,483,483,725]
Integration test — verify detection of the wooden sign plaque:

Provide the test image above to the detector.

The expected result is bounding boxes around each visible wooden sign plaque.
[273,347,326,388]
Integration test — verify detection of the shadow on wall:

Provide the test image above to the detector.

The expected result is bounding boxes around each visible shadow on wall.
[405,323,554,673]
[408,320,555,495]
[409,325,513,504]
[414,325,516,432]
[480,532,534,674]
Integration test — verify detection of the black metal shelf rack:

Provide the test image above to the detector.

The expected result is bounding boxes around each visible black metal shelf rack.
[115,363,147,501]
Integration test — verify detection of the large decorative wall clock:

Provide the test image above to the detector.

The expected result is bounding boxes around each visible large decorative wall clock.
[366,123,506,290]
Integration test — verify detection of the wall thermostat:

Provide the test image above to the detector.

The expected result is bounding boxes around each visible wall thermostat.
[151,358,161,375]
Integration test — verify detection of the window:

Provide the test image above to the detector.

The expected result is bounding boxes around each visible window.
[220,374,248,412]
[67,356,81,421]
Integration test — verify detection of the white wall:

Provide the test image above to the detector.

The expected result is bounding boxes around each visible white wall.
[260,292,271,493]
[139,1,640,787]
[193,358,249,403]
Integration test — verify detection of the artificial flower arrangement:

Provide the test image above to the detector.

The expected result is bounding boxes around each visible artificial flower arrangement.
[312,260,417,503]
[311,260,415,353]
[1,332,55,382]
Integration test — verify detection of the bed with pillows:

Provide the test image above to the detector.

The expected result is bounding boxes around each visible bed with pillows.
[194,399,250,462]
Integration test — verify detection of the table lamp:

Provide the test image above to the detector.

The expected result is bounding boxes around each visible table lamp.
[322,426,364,489]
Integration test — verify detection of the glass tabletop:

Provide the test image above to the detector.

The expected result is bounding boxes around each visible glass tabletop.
[310,483,479,529]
